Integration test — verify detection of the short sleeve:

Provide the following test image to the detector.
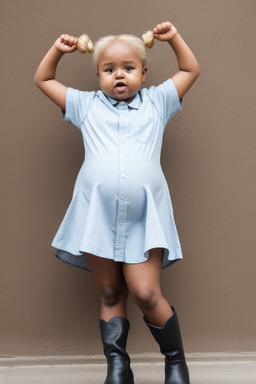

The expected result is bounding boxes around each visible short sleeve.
[62,88,96,130]
[148,79,183,127]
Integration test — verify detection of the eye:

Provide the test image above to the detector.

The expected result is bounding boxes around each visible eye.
[105,68,113,73]
[125,66,134,72]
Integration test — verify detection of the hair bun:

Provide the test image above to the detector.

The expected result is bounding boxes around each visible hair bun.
[78,34,94,54]
[142,30,154,48]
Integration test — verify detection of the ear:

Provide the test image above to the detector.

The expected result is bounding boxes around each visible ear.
[142,67,147,82]
[97,72,101,87]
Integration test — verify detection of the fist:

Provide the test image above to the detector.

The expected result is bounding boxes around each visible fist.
[54,34,78,53]
[153,21,178,42]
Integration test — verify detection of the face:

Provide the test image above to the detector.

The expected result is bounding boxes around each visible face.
[97,40,147,103]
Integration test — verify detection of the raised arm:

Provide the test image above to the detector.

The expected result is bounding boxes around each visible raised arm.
[34,35,78,110]
[153,22,200,99]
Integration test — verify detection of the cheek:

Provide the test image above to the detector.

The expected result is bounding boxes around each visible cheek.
[100,78,110,89]
[100,74,110,83]
[98,75,106,87]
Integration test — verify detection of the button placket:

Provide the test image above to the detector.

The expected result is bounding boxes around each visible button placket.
[114,104,129,261]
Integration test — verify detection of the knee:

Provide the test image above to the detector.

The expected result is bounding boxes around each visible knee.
[100,284,128,307]
[132,285,160,311]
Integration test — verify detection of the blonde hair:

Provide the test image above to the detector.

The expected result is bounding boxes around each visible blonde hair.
[93,34,147,67]
[77,31,154,68]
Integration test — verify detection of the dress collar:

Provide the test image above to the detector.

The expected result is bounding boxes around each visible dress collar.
[106,92,142,110]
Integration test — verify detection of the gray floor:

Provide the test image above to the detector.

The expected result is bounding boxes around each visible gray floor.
[1,361,256,384]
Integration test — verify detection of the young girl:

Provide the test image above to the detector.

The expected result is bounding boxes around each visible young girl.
[35,21,199,384]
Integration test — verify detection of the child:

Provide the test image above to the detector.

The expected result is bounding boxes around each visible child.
[34,21,200,384]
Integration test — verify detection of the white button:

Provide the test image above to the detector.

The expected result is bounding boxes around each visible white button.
[121,156,125,160]
[121,173,125,178]
[120,117,124,120]
[121,138,125,142]
[119,221,122,225]
[120,101,125,105]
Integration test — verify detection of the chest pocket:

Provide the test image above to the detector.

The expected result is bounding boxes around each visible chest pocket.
[133,118,155,143]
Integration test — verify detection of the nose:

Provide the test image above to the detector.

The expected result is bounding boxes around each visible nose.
[115,68,124,78]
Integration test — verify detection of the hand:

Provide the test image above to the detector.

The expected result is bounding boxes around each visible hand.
[54,34,78,53]
[153,21,178,42]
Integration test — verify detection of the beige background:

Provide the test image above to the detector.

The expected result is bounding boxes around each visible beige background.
[1,0,256,357]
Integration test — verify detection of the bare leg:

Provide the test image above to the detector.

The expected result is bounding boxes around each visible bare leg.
[87,254,134,383]
[122,248,173,326]
[86,254,129,322]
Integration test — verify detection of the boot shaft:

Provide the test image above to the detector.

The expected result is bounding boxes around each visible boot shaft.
[144,307,190,384]
[99,316,134,384]
[145,308,185,359]
[100,317,130,359]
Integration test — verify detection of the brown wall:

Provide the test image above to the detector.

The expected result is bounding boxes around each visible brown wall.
[1,0,256,357]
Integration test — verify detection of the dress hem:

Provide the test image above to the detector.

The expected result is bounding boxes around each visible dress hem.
[54,246,182,272]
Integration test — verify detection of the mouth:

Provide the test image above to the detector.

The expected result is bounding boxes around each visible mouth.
[115,82,127,92]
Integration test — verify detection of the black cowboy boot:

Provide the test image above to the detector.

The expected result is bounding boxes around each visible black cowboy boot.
[144,307,190,384]
[99,316,134,384]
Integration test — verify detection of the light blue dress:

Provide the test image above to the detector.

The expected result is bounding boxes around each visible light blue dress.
[52,79,183,271]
